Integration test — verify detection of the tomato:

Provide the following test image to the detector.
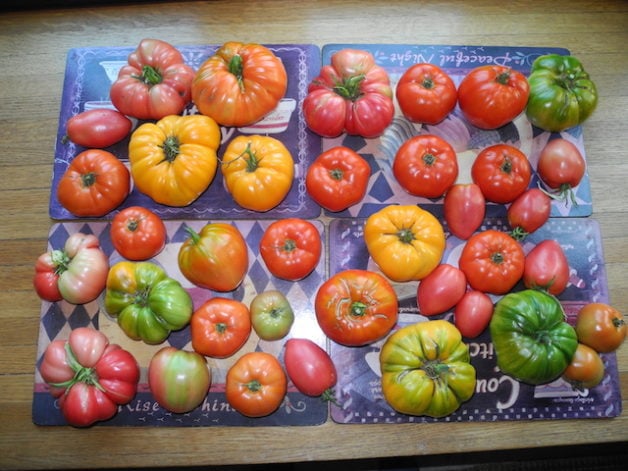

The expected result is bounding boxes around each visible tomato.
[393,134,459,199]
[110,38,195,120]
[148,347,211,413]
[575,303,626,353]
[395,63,457,125]
[110,206,166,261]
[380,319,476,418]
[221,135,294,212]
[191,298,251,358]
[459,229,525,295]
[523,239,570,296]
[178,223,248,292]
[507,188,552,240]
[57,149,130,217]
[457,65,530,129]
[454,290,494,338]
[315,269,398,346]
[443,183,486,240]
[537,138,586,205]
[305,146,371,212]
[259,218,321,281]
[364,205,446,282]
[249,290,294,341]
[34,232,109,304]
[284,338,337,399]
[416,264,467,316]
[39,327,139,427]
[471,144,531,204]
[303,48,394,138]
[192,42,287,127]
[226,352,287,418]
[128,114,221,207]
[562,343,605,390]
[65,109,132,148]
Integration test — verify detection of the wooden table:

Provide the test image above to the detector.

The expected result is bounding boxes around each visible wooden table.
[1,1,627,469]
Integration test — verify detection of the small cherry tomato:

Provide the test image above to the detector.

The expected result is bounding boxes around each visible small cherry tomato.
[562,343,605,390]
[454,290,494,338]
[65,109,132,148]
[249,290,294,341]
[523,239,570,296]
[110,206,166,261]
[284,338,337,399]
[417,264,467,316]
[507,188,552,240]
[575,303,626,353]
[537,138,586,205]
[472,144,531,204]
[443,183,486,240]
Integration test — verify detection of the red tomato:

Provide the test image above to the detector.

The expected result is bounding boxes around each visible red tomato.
[471,144,531,204]
[305,146,371,212]
[537,138,586,205]
[523,239,570,296]
[459,229,525,295]
[191,298,251,358]
[393,134,459,198]
[259,218,322,281]
[315,269,398,346]
[226,352,287,418]
[454,290,494,338]
[507,188,552,239]
[562,343,605,390]
[65,109,132,148]
[284,338,337,399]
[443,183,486,240]
[575,303,626,353]
[458,65,530,129]
[417,264,467,316]
[395,63,457,125]
[110,206,166,261]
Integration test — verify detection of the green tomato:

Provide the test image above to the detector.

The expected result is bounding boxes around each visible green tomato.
[525,54,598,132]
[489,289,578,385]
[249,290,294,341]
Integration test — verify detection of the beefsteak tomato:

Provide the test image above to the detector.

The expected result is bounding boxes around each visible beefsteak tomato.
[284,338,337,399]
[65,109,132,149]
[471,144,531,204]
[443,183,485,240]
[110,206,166,261]
[191,298,251,358]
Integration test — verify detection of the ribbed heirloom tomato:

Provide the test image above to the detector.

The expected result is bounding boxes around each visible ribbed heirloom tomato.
[191,298,251,358]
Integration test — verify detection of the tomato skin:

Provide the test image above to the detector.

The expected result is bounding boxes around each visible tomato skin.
[395,63,457,125]
[305,146,371,212]
[537,138,586,204]
[110,206,166,261]
[417,264,467,316]
[315,269,398,346]
[523,239,570,296]
[65,109,132,148]
[191,298,251,358]
[454,290,494,338]
[259,219,322,281]
[575,303,626,353]
[249,290,294,341]
[226,352,287,418]
[472,144,531,204]
[148,347,211,413]
[507,188,552,239]
[284,338,337,397]
[458,65,530,129]
[562,343,605,390]
[444,183,486,240]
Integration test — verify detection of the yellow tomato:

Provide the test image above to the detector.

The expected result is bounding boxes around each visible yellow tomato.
[364,205,445,282]
[128,114,221,207]
[221,135,294,212]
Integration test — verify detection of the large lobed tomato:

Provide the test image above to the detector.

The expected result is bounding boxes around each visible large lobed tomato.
[65,109,132,149]
[507,187,552,240]
[192,42,288,127]
[249,290,294,341]
[471,144,531,204]
[39,327,139,427]
[537,138,586,205]
[303,48,394,138]
[523,239,570,296]
[417,264,467,316]
[443,183,485,240]
[110,206,166,261]
[284,338,337,399]
[191,298,251,358]
[110,38,195,120]
[575,303,626,353]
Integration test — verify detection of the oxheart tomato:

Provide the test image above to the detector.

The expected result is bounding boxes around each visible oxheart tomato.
[395,63,457,125]
[459,229,525,295]
[249,290,294,341]
[65,109,132,148]
[305,146,371,212]
[315,269,398,346]
[507,188,552,240]
[148,346,211,413]
[562,343,605,390]
[191,298,251,358]
[471,144,531,204]
[259,218,321,281]
[454,290,495,338]
[523,239,570,296]
[458,65,530,129]
[537,138,586,205]
[284,338,337,399]
[178,223,248,292]
[443,183,486,240]
[110,206,166,261]
[575,303,626,353]
[226,352,287,418]
[417,264,467,316]
[393,134,459,199]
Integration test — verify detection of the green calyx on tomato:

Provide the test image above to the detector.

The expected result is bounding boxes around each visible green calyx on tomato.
[331,74,365,100]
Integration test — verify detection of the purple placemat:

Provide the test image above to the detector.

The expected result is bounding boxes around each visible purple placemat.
[50,44,323,220]
[319,44,592,219]
[33,219,329,426]
[328,217,621,423]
